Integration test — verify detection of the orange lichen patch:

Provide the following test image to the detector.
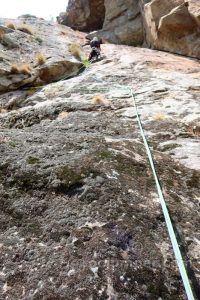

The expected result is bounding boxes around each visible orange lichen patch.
[17,25,33,35]
[91,95,108,105]
[36,53,46,65]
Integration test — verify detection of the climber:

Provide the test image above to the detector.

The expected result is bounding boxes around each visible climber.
[88,37,103,61]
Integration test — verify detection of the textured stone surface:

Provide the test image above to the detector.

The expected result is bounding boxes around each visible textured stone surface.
[57,0,105,31]
[144,0,200,58]
[58,0,144,45]
[0,33,200,299]
[0,18,84,93]
[101,0,144,45]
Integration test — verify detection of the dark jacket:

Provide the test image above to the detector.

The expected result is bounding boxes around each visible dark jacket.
[90,38,102,49]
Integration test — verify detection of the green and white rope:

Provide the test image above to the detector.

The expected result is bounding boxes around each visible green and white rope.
[129,87,195,300]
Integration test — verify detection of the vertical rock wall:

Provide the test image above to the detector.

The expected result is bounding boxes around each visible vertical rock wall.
[101,0,144,45]
[58,0,200,59]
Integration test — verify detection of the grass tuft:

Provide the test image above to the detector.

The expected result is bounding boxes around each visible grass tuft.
[92,95,108,105]
[60,31,68,36]
[58,111,69,119]
[10,63,32,75]
[0,29,5,41]
[36,53,46,65]
[10,64,20,74]
[82,58,91,67]
[68,43,82,60]
[6,23,16,30]
[0,108,7,113]
[20,64,32,75]
[68,43,91,68]
[152,112,166,121]
[17,25,33,35]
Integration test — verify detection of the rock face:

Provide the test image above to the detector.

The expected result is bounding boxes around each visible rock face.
[143,0,200,58]
[0,20,200,298]
[57,0,105,31]
[58,0,144,45]
[100,0,144,45]
[0,18,84,94]
[58,0,200,59]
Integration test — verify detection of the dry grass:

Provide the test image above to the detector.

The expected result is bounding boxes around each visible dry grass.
[36,53,46,65]
[0,29,5,41]
[10,63,32,75]
[6,23,16,30]
[68,43,83,60]
[17,25,33,35]
[91,95,108,105]
[25,88,36,97]
[60,31,68,36]
[0,108,7,113]
[10,64,20,74]
[58,111,69,119]
[192,125,200,136]
[152,112,166,121]
[20,64,32,75]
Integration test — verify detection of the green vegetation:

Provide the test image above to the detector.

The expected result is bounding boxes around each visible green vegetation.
[81,58,91,68]
[8,141,17,147]
[26,156,40,164]
[68,43,90,65]
[35,36,43,45]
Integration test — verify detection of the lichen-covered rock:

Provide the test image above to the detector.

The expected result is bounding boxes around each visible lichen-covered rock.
[0,42,199,299]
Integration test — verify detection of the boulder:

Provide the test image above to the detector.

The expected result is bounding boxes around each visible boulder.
[143,0,200,58]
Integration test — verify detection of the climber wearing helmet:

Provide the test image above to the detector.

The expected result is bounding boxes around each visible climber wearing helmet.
[88,37,102,61]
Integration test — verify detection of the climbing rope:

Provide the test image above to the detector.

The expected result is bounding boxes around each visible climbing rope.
[36,56,195,298]
[24,59,195,298]
[129,87,195,300]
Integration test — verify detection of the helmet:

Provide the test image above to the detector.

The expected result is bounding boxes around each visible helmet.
[92,37,98,42]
